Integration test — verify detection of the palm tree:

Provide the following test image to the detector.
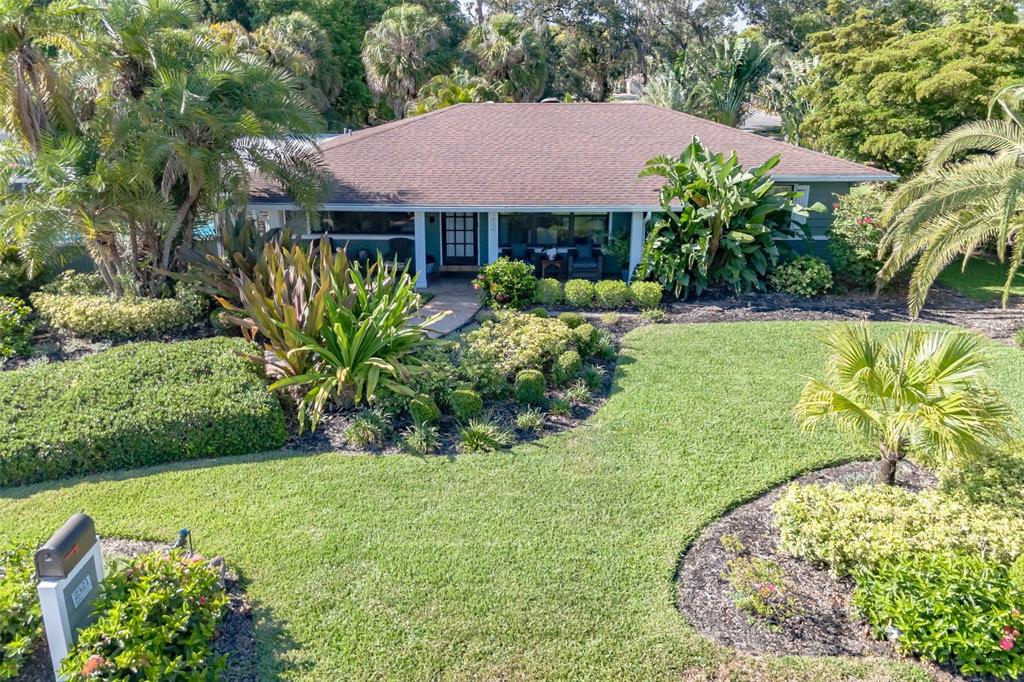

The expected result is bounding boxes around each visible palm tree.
[361,4,448,119]
[878,84,1024,316]
[793,324,1013,485]
[691,36,781,127]
[0,0,96,151]
[639,66,699,113]
[462,13,548,102]
[408,67,499,115]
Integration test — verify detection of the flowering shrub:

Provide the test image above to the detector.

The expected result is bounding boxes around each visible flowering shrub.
[769,256,833,297]
[773,483,1024,575]
[828,184,889,289]
[0,296,34,360]
[62,551,227,681]
[474,257,536,308]
[0,544,41,680]
[853,551,1024,679]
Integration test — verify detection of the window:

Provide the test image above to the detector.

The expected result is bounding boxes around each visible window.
[498,213,609,247]
[317,211,414,235]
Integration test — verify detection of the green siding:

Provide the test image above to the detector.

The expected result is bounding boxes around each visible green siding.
[793,181,852,260]
[426,212,442,267]
[477,212,489,266]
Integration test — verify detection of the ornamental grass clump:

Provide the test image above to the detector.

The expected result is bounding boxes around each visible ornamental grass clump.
[793,324,1013,485]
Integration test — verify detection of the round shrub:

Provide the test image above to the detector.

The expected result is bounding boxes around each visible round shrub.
[474,257,536,308]
[0,337,287,487]
[564,279,595,308]
[769,256,833,297]
[0,296,34,360]
[449,388,483,420]
[594,280,630,309]
[409,393,441,425]
[629,280,663,309]
[557,311,585,329]
[515,369,546,405]
[528,307,549,318]
[827,184,888,289]
[534,278,563,306]
[552,349,582,385]
[571,323,597,357]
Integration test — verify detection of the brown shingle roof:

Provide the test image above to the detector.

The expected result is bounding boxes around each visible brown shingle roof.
[249,102,896,209]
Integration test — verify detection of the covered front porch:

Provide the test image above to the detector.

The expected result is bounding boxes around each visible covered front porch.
[251,205,651,289]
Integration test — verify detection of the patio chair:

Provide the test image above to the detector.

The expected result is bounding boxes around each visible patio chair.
[570,242,603,280]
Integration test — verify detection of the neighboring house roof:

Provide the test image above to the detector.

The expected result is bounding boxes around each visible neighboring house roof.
[249,102,897,210]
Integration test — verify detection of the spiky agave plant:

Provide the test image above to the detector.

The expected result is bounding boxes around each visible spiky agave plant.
[269,250,448,431]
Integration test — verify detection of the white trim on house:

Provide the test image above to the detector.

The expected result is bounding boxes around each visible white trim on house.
[414,211,427,288]
[772,174,898,182]
[628,211,645,282]
[486,211,499,263]
[249,202,665,213]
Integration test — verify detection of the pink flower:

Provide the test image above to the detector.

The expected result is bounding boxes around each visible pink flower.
[1000,635,1015,651]
[83,655,106,674]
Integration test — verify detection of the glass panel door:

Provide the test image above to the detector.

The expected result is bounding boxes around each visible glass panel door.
[442,213,478,266]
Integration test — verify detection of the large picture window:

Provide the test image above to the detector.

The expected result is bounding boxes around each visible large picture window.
[317,211,415,235]
[498,213,608,247]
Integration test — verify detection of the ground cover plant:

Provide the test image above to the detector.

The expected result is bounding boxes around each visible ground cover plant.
[769,256,832,297]
[0,297,33,361]
[0,337,286,486]
[5,321,1016,679]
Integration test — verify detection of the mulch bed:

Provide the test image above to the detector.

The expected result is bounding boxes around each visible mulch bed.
[676,460,961,681]
[15,538,256,682]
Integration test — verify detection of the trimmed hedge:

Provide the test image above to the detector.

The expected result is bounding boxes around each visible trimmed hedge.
[31,284,205,339]
[0,337,287,487]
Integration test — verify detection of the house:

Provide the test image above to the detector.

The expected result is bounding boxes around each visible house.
[247,102,896,288]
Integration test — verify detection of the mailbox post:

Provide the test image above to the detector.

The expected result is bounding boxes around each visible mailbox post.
[35,513,104,679]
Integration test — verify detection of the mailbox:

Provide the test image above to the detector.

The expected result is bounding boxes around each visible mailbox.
[35,513,97,579]
[36,513,104,680]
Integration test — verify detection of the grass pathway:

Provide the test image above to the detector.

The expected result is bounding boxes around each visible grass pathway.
[6,322,1024,679]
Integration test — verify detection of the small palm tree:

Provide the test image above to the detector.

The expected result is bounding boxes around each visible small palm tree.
[692,36,780,127]
[794,324,1013,485]
[878,84,1024,316]
[462,13,548,102]
[361,4,448,119]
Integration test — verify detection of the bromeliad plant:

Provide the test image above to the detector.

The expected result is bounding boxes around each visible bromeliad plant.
[793,324,1014,485]
[275,259,446,431]
[228,236,446,431]
[638,137,822,298]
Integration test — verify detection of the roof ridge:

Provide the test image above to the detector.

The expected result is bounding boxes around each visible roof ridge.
[319,103,469,152]
[636,103,897,178]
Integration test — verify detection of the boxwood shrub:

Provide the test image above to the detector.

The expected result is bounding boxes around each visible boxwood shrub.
[629,281,663,309]
[0,337,287,487]
[534,278,563,306]
[769,256,833,297]
[564,279,595,308]
[0,296,34,360]
[31,285,205,339]
[514,369,546,405]
[594,280,630,309]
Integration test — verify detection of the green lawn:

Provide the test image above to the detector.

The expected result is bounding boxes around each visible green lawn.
[6,322,1024,680]
[938,256,1024,303]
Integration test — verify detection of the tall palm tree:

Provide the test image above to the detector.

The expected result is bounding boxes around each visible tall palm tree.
[361,4,448,119]
[793,324,1013,485]
[639,65,699,113]
[408,67,499,115]
[756,55,815,145]
[0,0,96,151]
[462,13,548,102]
[878,84,1024,316]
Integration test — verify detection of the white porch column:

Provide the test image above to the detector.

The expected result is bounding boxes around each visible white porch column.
[628,211,645,282]
[486,211,499,263]
[414,211,427,288]
[267,210,285,229]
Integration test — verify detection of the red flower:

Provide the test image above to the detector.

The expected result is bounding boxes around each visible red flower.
[1012,608,1022,618]
[199,596,207,605]
[1000,635,1015,651]
[83,655,106,674]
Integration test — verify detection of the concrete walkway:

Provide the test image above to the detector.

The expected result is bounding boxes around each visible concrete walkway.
[414,278,481,337]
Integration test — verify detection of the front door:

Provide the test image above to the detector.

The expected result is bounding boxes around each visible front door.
[442,212,478,266]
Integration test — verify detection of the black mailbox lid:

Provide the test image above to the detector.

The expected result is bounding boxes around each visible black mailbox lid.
[34,513,97,580]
